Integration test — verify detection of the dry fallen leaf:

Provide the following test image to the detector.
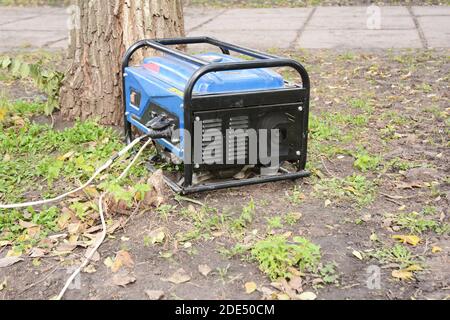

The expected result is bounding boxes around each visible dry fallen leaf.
[85,248,100,262]
[83,186,99,198]
[370,233,378,242]
[67,222,83,235]
[58,208,75,230]
[144,170,171,207]
[0,256,23,268]
[107,219,123,234]
[392,269,414,281]
[112,273,136,287]
[432,246,442,253]
[245,282,257,294]
[6,249,22,257]
[0,278,6,291]
[287,267,303,277]
[111,250,134,273]
[145,290,165,300]
[147,228,166,245]
[277,293,291,300]
[198,264,212,277]
[405,265,422,272]
[395,181,423,189]
[352,250,364,260]
[83,265,97,274]
[57,151,75,161]
[29,248,46,258]
[298,291,317,301]
[55,243,77,254]
[279,279,298,300]
[0,240,11,248]
[288,276,303,292]
[0,107,7,122]
[259,287,276,300]
[165,268,191,284]
[392,235,421,246]
[19,220,38,229]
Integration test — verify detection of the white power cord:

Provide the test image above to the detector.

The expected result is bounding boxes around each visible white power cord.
[118,138,153,181]
[55,193,107,301]
[0,134,153,300]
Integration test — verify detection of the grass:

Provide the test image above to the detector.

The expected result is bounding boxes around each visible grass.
[231,198,256,233]
[0,99,153,246]
[0,115,123,202]
[309,114,341,141]
[285,212,302,226]
[286,186,305,205]
[392,211,449,235]
[353,149,381,172]
[370,244,420,269]
[266,216,284,230]
[251,235,321,280]
[0,206,60,252]
[384,157,419,172]
[347,98,374,114]
[314,174,377,207]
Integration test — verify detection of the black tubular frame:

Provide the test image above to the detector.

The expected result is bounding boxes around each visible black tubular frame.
[122,37,311,194]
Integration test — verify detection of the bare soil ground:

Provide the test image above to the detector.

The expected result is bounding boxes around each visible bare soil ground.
[0,48,449,300]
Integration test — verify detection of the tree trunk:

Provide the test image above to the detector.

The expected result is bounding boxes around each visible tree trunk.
[59,0,185,125]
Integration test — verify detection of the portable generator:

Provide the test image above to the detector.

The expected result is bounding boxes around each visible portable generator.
[122,37,310,194]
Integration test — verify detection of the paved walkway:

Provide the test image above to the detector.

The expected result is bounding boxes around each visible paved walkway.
[0,6,449,52]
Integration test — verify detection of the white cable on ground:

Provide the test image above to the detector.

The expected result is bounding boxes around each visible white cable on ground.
[0,135,147,210]
[55,137,153,300]
[118,138,153,181]
[55,193,107,301]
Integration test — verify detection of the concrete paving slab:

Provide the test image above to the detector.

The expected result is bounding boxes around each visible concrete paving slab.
[0,30,67,52]
[0,13,68,31]
[0,16,17,25]
[189,29,297,49]
[417,16,450,48]
[307,15,415,30]
[47,38,69,49]
[298,29,422,49]
[223,7,314,17]
[0,7,48,26]
[200,15,308,31]
[1,5,449,51]
[0,6,61,16]
[184,8,224,31]
[412,6,450,16]
[200,8,312,31]
[313,6,410,17]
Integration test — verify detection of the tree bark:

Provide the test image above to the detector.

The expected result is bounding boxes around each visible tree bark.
[60,0,185,125]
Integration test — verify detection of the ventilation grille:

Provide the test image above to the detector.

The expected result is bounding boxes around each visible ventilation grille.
[227,116,249,164]
[201,116,250,165]
[202,119,222,164]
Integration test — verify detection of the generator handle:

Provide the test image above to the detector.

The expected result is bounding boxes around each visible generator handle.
[122,37,281,72]
[155,36,279,60]
[184,58,310,105]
